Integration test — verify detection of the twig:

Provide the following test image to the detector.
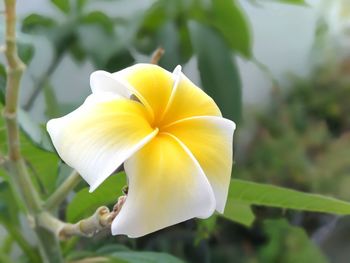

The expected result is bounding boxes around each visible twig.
[44,170,81,211]
[58,196,126,240]
[3,1,63,262]
[4,0,41,213]
[36,195,126,241]
[150,47,165,65]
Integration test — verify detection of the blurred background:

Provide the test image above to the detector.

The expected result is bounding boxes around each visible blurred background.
[1,0,350,262]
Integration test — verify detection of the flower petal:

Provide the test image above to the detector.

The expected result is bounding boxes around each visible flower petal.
[163,116,236,213]
[111,64,175,123]
[47,93,157,192]
[112,133,216,237]
[159,68,222,126]
[90,70,132,98]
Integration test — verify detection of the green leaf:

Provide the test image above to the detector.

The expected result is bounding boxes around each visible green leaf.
[68,40,87,63]
[51,0,70,14]
[259,219,327,263]
[139,0,172,32]
[80,11,114,33]
[189,21,242,122]
[156,20,193,70]
[18,42,35,65]
[77,0,88,12]
[135,0,194,65]
[43,82,60,119]
[195,216,217,244]
[21,14,57,34]
[109,252,184,263]
[18,109,54,152]
[96,244,131,254]
[76,23,135,70]
[0,182,20,224]
[103,49,135,73]
[210,0,252,57]
[0,64,6,105]
[221,200,255,227]
[230,179,350,215]
[0,105,59,195]
[21,139,59,196]
[66,173,126,222]
[272,0,307,5]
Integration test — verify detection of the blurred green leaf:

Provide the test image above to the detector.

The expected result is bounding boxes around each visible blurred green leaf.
[195,215,217,244]
[21,14,57,34]
[51,0,70,13]
[221,200,255,227]
[0,182,19,224]
[104,49,135,73]
[69,40,87,63]
[55,162,72,187]
[139,0,183,31]
[156,20,193,70]
[80,11,114,33]
[18,42,35,65]
[251,0,307,5]
[136,0,195,65]
[76,24,135,70]
[67,250,183,263]
[43,82,60,119]
[77,0,87,12]
[210,0,252,58]
[21,138,59,196]
[66,173,126,222]
[189,21,242,122]
[109,251,184,263]
[0,181,40,262]
[273,0,307,5]
[96,244,131,254]
[230,179,350,215]
[0,105,59,195]
[259,219,327,262]
[18,109,54,152]
[0,64,6,105]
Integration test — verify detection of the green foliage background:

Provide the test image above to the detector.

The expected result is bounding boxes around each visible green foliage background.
[0,0,350,262]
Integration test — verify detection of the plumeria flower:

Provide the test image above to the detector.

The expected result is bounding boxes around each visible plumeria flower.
[47,64,236,238]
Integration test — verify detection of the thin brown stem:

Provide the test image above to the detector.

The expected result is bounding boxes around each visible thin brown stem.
[150,47,165,65]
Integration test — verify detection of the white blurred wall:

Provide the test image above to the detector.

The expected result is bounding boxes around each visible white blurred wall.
[1,0,320,118]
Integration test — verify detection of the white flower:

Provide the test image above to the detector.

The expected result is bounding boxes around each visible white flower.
[47,64,235,237]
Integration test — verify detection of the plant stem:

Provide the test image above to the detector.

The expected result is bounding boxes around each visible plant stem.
[39,196,126,241]
[150,47,165,64]
[3,0,63,262]
[45,170,81,211]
